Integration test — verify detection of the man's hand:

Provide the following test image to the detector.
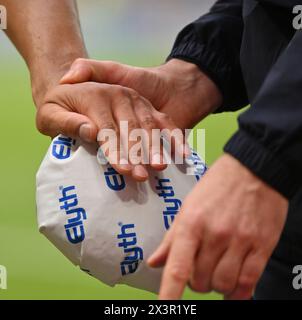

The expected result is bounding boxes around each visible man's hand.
[37,82,186,181]
[60,58,223,130]
[148,154,288,300]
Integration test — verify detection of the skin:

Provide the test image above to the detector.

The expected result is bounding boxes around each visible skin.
[2,0,188,181]
[62,58,289,300]
[149,154,288,300]
[2,0,290,300]
[60,58,223,130]
[2,0,87,105]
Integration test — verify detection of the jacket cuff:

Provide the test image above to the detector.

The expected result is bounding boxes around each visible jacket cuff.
[167,41,248,112]
[224,130,299,199]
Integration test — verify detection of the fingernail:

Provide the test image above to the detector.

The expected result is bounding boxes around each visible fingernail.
[147,254,155,265]
[133,165,148,180]
[147,252,156,263]
[79,124,92,142]
[147,252,159,267]
[183,144,191,157]
[120,158,129,165]
[152,153,162,165]
[119,158,132,171]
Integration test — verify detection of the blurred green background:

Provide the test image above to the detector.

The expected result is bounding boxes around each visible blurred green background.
[0,0,240,300]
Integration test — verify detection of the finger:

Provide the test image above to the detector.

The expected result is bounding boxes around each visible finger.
[112,92,149,181]
[210,241,250,295]
[225,251,267,300]
[132,164,149,182]
[189,228,229,293]
[60,59,163,111]
[153,111,191,161]
[84,96,132,175]
[60,59,129,85]
[159,222,200,300]
[36,103,98,141]
[148,224,175,268]
[98,128,132,176]
[134,97,167,171]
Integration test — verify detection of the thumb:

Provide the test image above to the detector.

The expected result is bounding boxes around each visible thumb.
[36,103,98,142]
[60,58,130,85]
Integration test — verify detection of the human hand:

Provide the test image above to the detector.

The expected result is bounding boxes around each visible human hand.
[36,82,187,181]
[60,58,223,130]
[148,154,288,300]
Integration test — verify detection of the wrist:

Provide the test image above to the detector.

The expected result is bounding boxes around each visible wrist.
[162,59,222,112]
[30,51,88,108]
[156,59,223,128]
[220,153,289,206]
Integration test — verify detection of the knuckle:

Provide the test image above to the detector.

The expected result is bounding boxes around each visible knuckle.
[72,57,88,68]
[181,201,201,217]
[189,279,210,293]
[237,275,255,290]
[236,229,255,244]
[99,121,116,131]
[95,84,109,97]
[185,215,200,230]
[127,118,140,130]
[105,60,119,70]
[127,88,140,101]
[112,85,129,99]
[179,205,204,229]
[73,57,86,65]
[169,265,190,283]
[177,210,198,230]
[86,82,109,98]
[141,115,156,128]
[211,225,232,242]
[156,112,171,122]
[85,82,100,93]
[212,277,234,294]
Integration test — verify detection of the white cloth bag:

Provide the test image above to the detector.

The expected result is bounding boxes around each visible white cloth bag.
[36,135,206,293]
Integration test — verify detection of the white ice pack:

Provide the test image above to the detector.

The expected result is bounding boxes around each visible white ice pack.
[36,135,207,293]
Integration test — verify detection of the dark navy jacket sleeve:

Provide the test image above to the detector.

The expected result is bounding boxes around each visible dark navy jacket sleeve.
[167,0,249,112]
[224,31,302,199]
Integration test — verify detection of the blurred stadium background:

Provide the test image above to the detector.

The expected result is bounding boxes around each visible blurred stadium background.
[0,0,241,300]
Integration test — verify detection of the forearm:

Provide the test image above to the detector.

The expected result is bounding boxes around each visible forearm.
[2,0,88,107]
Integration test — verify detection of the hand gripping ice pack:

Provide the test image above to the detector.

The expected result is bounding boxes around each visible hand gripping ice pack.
[36,135,207,293]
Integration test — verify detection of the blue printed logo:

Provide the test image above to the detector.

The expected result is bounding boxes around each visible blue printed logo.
[117,223,143,276]
[155,178,182,230]
[59,185,87,244]
[104,167,126,191]
[52,136,75,160]
[187,151,207,181]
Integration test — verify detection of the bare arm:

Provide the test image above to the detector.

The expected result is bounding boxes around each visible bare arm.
[2,0,88,106]
[1,0,188,181]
